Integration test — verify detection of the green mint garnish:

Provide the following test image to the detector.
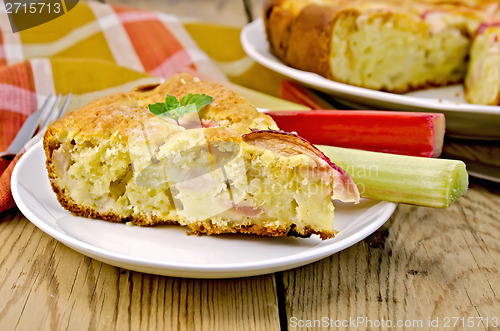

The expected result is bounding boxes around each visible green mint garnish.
[148,93,213,124]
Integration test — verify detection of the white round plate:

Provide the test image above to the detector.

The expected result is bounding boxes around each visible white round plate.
[12,141,397,279]
[241,18,500,139]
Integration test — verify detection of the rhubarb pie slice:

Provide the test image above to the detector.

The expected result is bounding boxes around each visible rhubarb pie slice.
[43,73,359,239]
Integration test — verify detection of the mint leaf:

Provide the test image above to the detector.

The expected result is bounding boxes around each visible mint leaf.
[180,94,213,111]
[148,93,213,125]
[169,105,191,123]
[164,94,180,110]
[175,104,198,116]
[148,102,167,115]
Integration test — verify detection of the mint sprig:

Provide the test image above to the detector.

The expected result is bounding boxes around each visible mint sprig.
[148,93,213,124]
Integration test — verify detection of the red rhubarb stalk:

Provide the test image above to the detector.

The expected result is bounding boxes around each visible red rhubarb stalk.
[267,110,445,157]
[279,81,335,109]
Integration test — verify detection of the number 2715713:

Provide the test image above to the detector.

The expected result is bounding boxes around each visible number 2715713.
[442,317,499,328]
[5,2,62,14]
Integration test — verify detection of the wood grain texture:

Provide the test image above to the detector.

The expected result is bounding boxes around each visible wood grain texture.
[282,183,500,330]
[444,140,500,167]
[0,212,280,331]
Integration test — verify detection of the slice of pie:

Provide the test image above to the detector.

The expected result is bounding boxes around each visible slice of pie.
[465,24,500,105]
[43,73,359,239]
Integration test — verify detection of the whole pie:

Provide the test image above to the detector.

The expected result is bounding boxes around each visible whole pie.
[264,0,500,105]
[43,73,359,240]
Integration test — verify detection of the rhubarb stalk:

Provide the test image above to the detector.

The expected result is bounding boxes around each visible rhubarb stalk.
[268,110,445,157]
[319,145,468,208]
[279,81,335,109]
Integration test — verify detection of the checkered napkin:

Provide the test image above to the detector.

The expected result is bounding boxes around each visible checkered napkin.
[0,1,287,212]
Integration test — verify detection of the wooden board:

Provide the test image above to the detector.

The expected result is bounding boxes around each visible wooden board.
[0,212,280,331]
[282,183,500,330]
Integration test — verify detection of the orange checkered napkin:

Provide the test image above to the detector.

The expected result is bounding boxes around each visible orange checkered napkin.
[0,1,299,212]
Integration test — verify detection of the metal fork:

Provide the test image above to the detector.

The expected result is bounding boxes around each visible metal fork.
[0,93,72,160]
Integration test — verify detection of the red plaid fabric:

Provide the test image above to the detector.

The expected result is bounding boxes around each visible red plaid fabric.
[0,1,227,212]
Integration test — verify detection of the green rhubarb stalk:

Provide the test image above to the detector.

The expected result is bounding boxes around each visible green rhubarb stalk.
[318,145,468,208]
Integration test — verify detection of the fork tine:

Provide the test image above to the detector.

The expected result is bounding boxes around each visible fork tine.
[23,94,72,152]
[38,94,62,130]
[52,93,71,124]
[0,95,55,159]
[36,95,52,117]
[24,94,53,138]
[35,94,57,129]
[1,95,51,154]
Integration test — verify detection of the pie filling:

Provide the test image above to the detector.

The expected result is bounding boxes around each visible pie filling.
[48,127,340,237]
[330,11,470,92]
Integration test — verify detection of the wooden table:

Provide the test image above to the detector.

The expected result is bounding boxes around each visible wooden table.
[1,1,500,330]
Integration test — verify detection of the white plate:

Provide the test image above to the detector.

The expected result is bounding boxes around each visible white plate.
[11,141,397,279]
[241,18,500,139]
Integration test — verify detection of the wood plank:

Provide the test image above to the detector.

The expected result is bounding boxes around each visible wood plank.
[282,184,500,330]
[444,140,500,168]
[0,212,280,331]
